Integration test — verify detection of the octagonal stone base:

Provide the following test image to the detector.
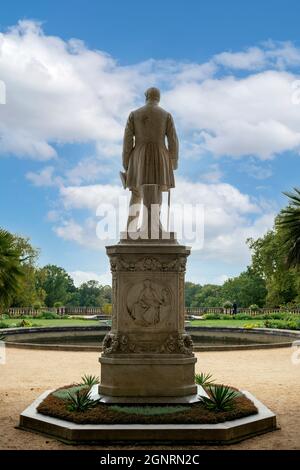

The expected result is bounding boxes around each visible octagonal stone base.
[18,388,277,445]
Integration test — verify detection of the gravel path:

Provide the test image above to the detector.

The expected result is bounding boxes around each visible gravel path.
[0,347,299,450]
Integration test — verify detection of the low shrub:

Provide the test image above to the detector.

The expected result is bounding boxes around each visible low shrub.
[65,388,100,412]
[36,311,60,320]
[220,314,234,320]
[80,374,100,387]
[195,372,215,386]
[0,321,10,329]
[200,385,240,412]
[264,319,300,330]
[234,313,253,320]
[266,312,290,320]
[203,313,221,320]
[0,314,9,319]
[243,323,261,329]
[17,319,32,327]
[202,312,300,322]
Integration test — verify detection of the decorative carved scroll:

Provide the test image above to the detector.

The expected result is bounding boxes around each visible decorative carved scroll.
[109,255,187,273]
[102,332,193,356]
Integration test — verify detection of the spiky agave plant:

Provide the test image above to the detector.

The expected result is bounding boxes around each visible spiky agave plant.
[65,388,100,412]
[195,372,215,387]
[80,374,100,387]
[276,188,300,268]
[200,385,240,412]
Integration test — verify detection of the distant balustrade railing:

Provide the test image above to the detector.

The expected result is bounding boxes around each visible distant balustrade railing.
[185,307,300,316]
[5,306,106,317]
[3,305,300,318]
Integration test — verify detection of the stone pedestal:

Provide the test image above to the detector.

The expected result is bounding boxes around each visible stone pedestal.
[98,236,197,401]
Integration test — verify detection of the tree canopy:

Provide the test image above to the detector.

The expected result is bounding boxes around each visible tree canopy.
[0,229,24,309]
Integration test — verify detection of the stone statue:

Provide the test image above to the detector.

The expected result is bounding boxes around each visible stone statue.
[122,87,179,236]
[98,87,197,402]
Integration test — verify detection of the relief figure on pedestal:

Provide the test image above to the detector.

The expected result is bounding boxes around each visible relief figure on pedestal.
[127,279,171,327]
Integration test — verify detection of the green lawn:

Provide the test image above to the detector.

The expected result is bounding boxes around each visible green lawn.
[0,318,107,328]
[188,319,265,328]
[0,317,266,329]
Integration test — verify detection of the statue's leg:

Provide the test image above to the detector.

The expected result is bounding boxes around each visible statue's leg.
[140,184,163,238]
[127,187,141,233]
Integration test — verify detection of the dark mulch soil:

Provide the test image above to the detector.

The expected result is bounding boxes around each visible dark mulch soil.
[37,384,258,425]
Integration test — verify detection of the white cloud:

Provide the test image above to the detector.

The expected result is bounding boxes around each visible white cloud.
[69,270,111,287]
[65,157,112,185]
[0,20,141,160]
[200,211,275,264]
[214,47,266,70]
[53,179,274,265]
[0,22,288,276]
[54,219,85,244]
[53,216,119,249]
[60,183,125,211]
[1,22,300,164]
[213,42,300,70]
[212,274,229,285]
[165,71,300,160]
[26,166,62,186]
[46,210,60,222]
[239,161,273,180]
[0,79,6,104]
[198,164,223,183]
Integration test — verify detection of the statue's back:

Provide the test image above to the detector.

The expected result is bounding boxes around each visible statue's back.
[133,103,169,146]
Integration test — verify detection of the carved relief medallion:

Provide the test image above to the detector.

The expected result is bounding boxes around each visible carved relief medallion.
[126,279,172,327]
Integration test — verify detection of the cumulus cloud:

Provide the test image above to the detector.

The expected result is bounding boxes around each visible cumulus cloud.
[214,47,267,70]
[60,183,124,210]
[0,21,288,275]
[200,164,223,183]
[1,21,300,164]
[65,157,112,185]
[238,160,273,180]
[54,218,85,245]
[0,20,140,160]
[26,165,62,186]
[53,179,274,264]
[212,274,230,285]
[165,71,300,159]
[69,270,111,287]
[0,78,6,104]
[214,41,300,70]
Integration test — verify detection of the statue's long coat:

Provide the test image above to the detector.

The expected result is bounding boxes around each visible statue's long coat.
[122,102,179,191]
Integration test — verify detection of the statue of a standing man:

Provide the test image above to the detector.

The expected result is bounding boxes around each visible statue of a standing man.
[122,87,179,237]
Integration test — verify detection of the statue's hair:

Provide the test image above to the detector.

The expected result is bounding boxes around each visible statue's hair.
[145,87,160,102]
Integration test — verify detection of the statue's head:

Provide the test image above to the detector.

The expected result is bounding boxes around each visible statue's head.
[145,87,160,103]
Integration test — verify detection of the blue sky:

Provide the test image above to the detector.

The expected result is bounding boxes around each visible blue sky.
[0,0,300,286]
